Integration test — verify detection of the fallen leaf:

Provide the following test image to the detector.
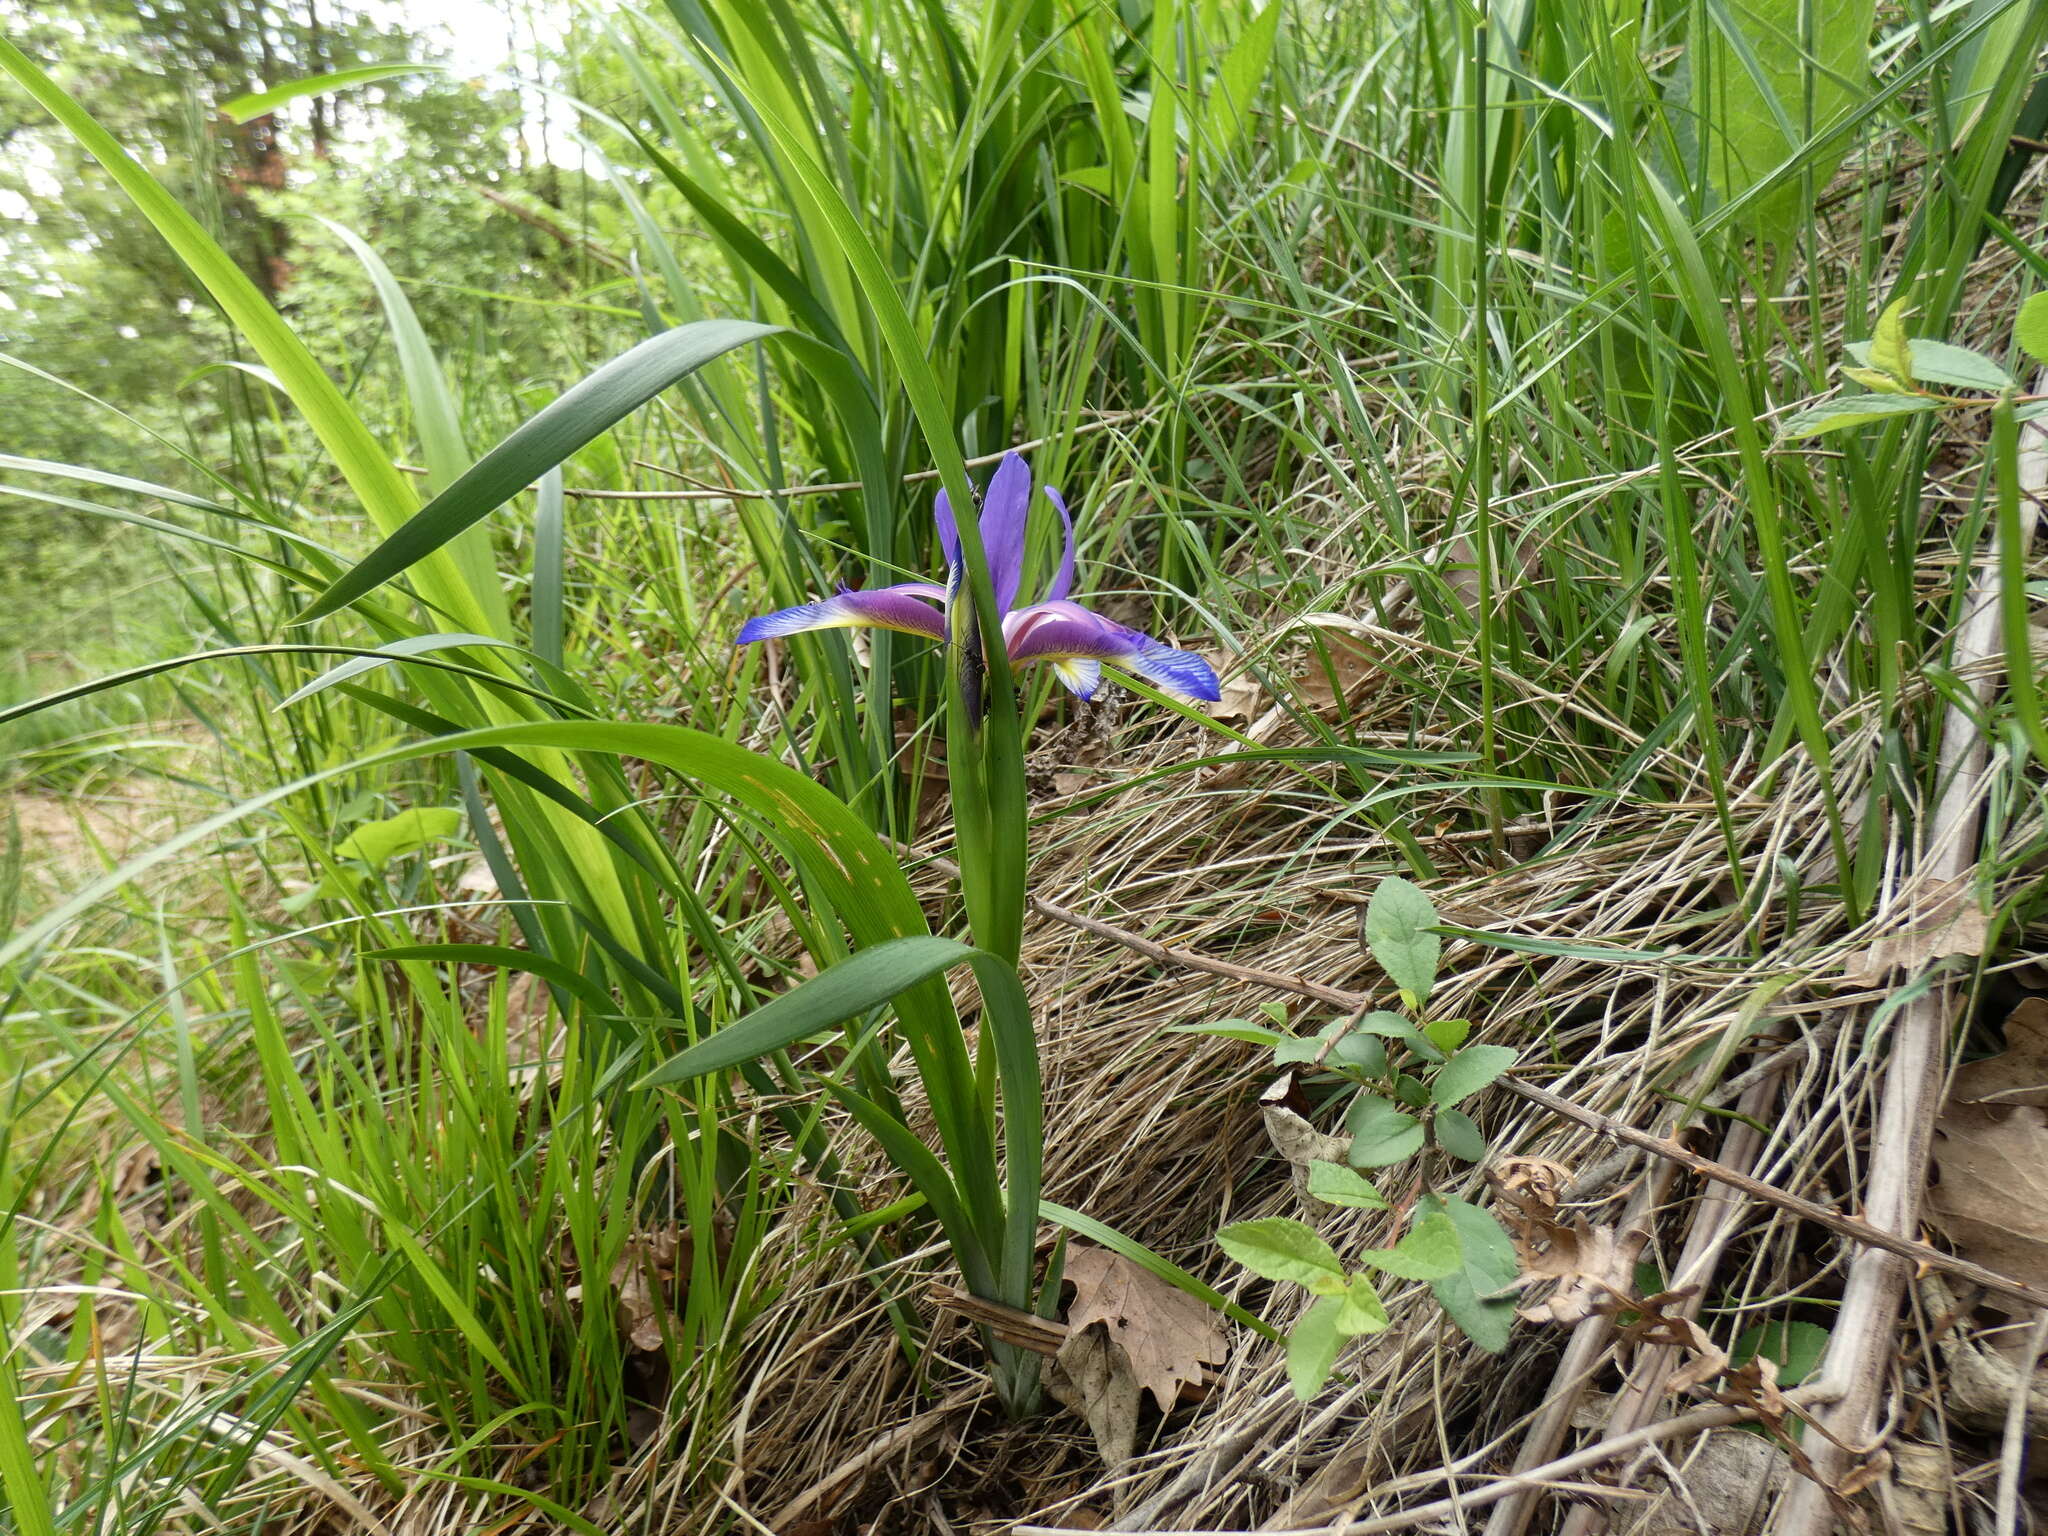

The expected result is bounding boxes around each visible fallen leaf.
[1062,1245,1227,1415]
[1048,1324,1142,1468]
[612,1225,690,1353]
[1209,674,1265,726]
[1292,621,1377,714]
[1845,876,1988,981]
[1949,997,2048,1107]
[1926,1101,2048,1306]
[1260,1075,1353,1201]
[1490,1160,1643,1326]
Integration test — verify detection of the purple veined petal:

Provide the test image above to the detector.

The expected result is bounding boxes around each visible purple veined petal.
[934,488,961,576]
[736,582,947,645]
[1051,658,1102,699]
[1041,486,1076,604]
[1002,600,1223,701]
[978,451,1033,614]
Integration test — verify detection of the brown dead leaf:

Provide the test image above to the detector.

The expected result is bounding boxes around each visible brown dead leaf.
[1208,673,1265,726]
[612,1225,690,1353]
[1845,876,1989,982]
[1491,1162,1644,1326]
[1062,1244,1226,1414]
[1926,1101,2048,1306]
[1048,1324,1142,1468]
[1292,621,1377,714]
[1260,1075,1352,1200]
[1950,997,2048,1107]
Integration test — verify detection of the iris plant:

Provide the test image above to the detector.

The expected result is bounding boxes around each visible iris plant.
[737,452,1221,703]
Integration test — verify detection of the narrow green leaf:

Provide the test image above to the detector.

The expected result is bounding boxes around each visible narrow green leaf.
[1216,1217,1346,1286]
[1208,0,1282,151]
[220,63,438,123]
[1365,875,1440,1001]
[1431,1043,1518,1106]
[296,320,782,623]
[335,807,461,869]
[1845,337,2011,391]
[1286,1296,1345,1400]
[637,936,979,1086]
[1042,1201,1277,1341]
[275,633,518,710]
[1163,1020,1287,1046]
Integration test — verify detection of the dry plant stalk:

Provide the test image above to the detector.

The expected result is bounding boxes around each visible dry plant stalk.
[1775,403,2048,1531]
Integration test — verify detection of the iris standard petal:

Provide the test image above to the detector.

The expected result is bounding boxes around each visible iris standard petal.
[934,488,960,575]
[1002,600,1222,701]
[1051,658,1102,699]
[979,451,1033,614]
[1041,486,1076,604]
[736,582,947,644]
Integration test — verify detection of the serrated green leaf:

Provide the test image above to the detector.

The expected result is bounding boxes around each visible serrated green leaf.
[1434,1106,1489,1162]
[335,806,461,869]
[1428,1196,1521,1294]
[1432,1044,1518,1106]
[1272,1034,1327,1066]
[1846,338,2011,392]
[1365,876,1440,1001]
[1336,1274,1390,1336]
[2018,292,2048,365]
[1422,1018,1471,1054]
[1208,0,1282,151]
[1359,1212,1464,1281]
[1287,1296,1345,1400]
[1306,1161,1388,1210]
[1217,1218,1346,1286]
[1777,394,1943,439]
[1345,1095,1425,1168]
[1872,299,1913,383]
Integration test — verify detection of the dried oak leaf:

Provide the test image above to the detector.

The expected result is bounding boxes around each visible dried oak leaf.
[1062,1244,1226,1415]
[1927,1100,2048,1306]
[1845,876,1988,982]
[1490,1163,1644,1326]
[1260,1076,1353,1200]
[1949,997,2048,1107]
[611,1225,690,1353]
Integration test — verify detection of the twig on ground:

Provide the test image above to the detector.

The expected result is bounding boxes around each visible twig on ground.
[1996,1311,2048,1536]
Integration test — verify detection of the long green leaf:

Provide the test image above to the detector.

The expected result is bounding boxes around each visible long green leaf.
[296,320,782,623]
[219,63,440,124]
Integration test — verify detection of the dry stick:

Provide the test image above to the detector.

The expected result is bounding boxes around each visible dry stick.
[1013,1393,1828,1536]
[1552,1069,1787,1536]
[1996,1310,2048,1536]
[975,870,2048,1312]
[1777,404,2048,1534]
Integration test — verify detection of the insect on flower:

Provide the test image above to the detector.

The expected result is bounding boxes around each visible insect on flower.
[736,452,1221,702]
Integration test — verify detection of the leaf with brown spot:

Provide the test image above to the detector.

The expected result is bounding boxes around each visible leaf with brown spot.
[1062,1244,1226,1414]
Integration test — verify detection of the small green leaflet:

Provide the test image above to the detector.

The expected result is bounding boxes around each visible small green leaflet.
[1434,1107,1488,1162]
[1423,1017,1472,1054]
[1306,1161,1387,1210]
[1777,394,1942,439]
[1216,1218,1345,1286]
[1335,1274,1389,1335]
[1287,1297,1344,1400]
[2017,291,2048,366]
[1431,1043,1518,1106]
[1348,1008,1446,1063]
[1870,299,1913,383]
[1844,338,2012,392]
[1346,1095,1424,1167]
[1364,875,1440,1002]
[335,806,461,869]
[1356,1212,1463,1281]
[1421,1195,1519,1354]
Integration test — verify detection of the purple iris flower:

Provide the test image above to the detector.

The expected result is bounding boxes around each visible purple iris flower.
[735,452,1221,702]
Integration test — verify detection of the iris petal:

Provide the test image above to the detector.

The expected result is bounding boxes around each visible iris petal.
[1042,487,1076,604]
[934,489,960,575]
[979,451,1032,614]
[1052,658,1102,699]
[737,583,947,644]
[1002,599,1221,701]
